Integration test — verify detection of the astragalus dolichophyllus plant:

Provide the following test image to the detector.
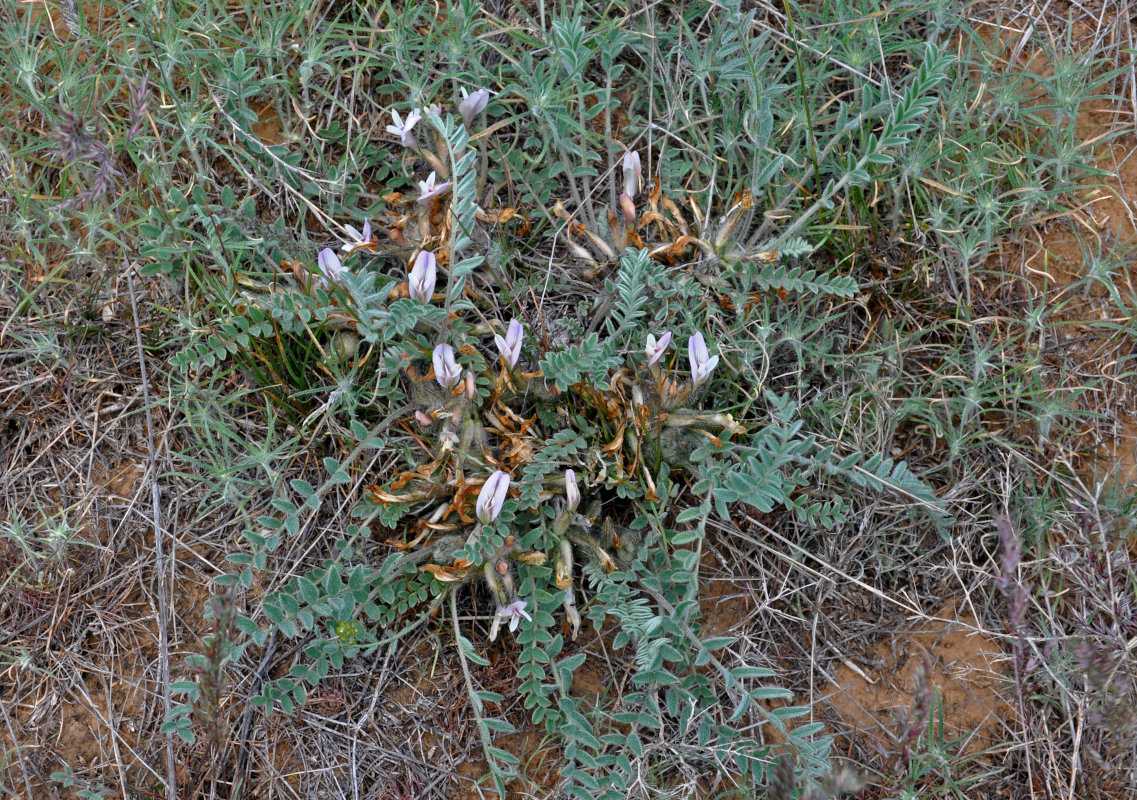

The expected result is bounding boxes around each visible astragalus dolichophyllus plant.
[165,39,948,798]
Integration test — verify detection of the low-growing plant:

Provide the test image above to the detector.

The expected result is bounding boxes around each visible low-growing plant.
[163,44,952,792]
[50,767,115,800]
[7,0,1136,796]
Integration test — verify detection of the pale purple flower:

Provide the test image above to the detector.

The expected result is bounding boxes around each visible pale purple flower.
[645,331,672,367]
[432,344,461,390]
[476,470,511,525]
[340,219,372,253]
[501,598,531,632]
[622,150,642,198]
[688,332,720,388]
[493,319,524,369]
[459,87,490,129]
[417,171,451,206]
[316,248,345,286]
[408,250,437,303]
[565,469,580,512]
[386,108,421,148]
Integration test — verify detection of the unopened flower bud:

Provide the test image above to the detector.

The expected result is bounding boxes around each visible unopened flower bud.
[563,586,581,640]
[483,561,507,605]
[555,536,574,590]
[564,469,580,512]
[619,192,636,224]
[499,563,515,597]
[621,150,642,198]
[559,536,574,573]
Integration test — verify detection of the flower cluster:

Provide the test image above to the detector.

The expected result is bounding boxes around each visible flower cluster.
[384,94,488,211]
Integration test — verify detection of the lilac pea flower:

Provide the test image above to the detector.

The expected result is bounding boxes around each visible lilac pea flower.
[432,344,462,390]
[688,332,720,388]
[622,150,642,198]
[340,219,372,253]
[459,87,490,129]
[386,108,421,149]
[476,470,511,525]
[493,319,524,369]
[317,248,345,287]
[417,171,452,206]
[501,598,531,632]
[408,250,438,303]
[565,469,580,513]
[645,331,672,367]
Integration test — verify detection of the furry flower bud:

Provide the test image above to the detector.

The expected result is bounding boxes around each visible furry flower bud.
[622,150,642,198]
[564,469,580,512]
